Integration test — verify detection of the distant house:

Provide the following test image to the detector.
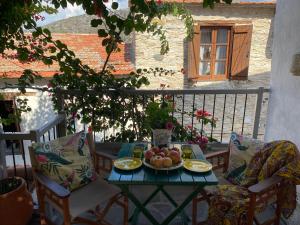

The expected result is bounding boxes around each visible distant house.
[134,0,276,88]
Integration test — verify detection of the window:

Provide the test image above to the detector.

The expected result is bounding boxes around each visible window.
[199,27,230,80]
[188,22,253,81]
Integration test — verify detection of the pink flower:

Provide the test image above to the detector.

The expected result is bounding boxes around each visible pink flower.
[47,82,52,88]
[71,112,77,119]
[187,124,193,130]
[165,122,174,130]
[37,155,48,163]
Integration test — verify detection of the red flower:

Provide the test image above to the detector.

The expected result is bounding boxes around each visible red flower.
[194,109,211,118]
[165,122,174,130]
[88,126,93,133]
[37,155,48,163]
[157,0,162,5]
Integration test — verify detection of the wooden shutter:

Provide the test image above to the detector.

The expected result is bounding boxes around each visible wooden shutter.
[187,24,200,79]
[230,24,253,80]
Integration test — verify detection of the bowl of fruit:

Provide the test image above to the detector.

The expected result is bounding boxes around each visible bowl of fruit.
[143,146,183,170]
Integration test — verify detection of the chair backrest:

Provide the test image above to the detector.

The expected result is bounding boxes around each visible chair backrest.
[29,131,97,191]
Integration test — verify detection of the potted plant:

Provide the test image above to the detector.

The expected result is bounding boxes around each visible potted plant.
[185,109,218,151]
[0,177,33,225]
[145,101,175,147]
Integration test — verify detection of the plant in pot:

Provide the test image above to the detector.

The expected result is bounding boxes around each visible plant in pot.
[0,177,33,225]
[145,100,177,147]
[185,109,218,152]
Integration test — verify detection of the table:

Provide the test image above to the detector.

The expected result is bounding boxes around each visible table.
[107,143,218,225]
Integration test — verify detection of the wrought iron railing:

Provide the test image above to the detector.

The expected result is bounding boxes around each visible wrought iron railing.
[55,87,269,142]
[0,114,66,182]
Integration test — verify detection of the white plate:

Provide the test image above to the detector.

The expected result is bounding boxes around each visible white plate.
[142,158,184,171]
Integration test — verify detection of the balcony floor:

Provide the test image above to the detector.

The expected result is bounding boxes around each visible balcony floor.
[26,186,298,225]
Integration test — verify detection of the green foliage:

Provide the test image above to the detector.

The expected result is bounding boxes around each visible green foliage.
[145,101,173,130]
[0,0,231,136]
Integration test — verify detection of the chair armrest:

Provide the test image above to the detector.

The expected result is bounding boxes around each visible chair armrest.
[35,172,70,198]
[248,176,282,194]
[205,150,229,159]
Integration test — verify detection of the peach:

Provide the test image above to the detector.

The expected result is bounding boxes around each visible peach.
[151,155,164,168]
[163,157,172,167]
[169,150,181,164]
[162,148,169,156]
[144,150,155,161]
[171,147,180,152]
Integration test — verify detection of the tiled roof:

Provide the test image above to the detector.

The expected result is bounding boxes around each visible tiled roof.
[161,0,276,4]
[0,34,134,78]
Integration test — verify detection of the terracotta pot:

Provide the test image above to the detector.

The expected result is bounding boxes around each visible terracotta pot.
[0,177,33,225]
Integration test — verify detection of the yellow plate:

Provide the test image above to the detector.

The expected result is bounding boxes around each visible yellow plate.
[183,159,212,173]
[113,157,142,171]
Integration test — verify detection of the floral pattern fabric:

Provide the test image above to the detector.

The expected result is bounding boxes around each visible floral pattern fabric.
[32,131,97,191]
[205,140,300,225]
[224,132,264,185]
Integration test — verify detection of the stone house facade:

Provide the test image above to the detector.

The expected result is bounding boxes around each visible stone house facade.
[135,1,276,89]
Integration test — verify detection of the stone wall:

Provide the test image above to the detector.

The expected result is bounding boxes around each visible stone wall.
[135,4,275,90]
[134,4,274,141]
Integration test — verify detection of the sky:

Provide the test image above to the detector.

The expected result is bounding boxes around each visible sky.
[38,0,128,26]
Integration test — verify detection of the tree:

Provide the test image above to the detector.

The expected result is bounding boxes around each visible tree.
[0,0,232,138]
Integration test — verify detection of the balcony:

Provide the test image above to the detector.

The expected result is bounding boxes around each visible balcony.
[1,87,299,225]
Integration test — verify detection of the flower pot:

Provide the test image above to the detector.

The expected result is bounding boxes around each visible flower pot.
[0,177,33,225]
[152,129,172,147]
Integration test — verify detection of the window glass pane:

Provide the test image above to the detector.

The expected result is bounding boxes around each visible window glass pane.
[217,29,228,43]
[216,46,227,60]
[199,62,211,75]
[200,45,211,60]
[200,28,212,44]
[214,61,226,75]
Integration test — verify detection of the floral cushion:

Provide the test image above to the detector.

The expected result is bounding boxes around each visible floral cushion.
[32,131,97,191]
[224,132,264,185]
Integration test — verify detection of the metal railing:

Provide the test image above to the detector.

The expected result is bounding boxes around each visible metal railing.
[56,87,269,142]
[0,114,66,182]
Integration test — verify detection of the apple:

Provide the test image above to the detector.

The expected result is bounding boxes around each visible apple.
[144,150,155,161]
[163,157,172,167]
[157,152,165,157]
[151,147,161,154]
[169,150,181,164]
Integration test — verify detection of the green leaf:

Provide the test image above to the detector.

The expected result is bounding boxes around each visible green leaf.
[98,29,108,37]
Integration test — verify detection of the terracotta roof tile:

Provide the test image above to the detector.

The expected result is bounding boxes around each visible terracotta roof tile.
[0,34,134,78]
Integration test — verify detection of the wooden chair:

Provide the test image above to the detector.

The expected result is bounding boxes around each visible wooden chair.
[29,133,128,225]
[192,143,285,225]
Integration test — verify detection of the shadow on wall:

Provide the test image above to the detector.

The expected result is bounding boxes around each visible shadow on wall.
[182,70,271,90]
[265,18,274,59]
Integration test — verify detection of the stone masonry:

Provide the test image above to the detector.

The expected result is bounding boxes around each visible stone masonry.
[134,4,275,141]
